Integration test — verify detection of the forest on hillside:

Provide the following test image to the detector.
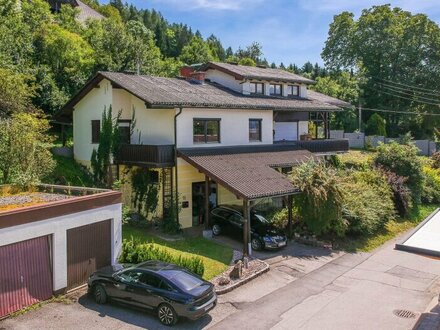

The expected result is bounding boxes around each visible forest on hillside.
[1,1,440,139]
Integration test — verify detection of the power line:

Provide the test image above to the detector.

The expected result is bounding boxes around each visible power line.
[356,106,440,117]
[372,76,440,95]
[377,81,440,99]
[364,85,440,106]
[379,84,440,103]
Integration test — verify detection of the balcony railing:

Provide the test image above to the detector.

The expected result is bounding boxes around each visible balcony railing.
[273,139,349,154]
[116,144,175,167]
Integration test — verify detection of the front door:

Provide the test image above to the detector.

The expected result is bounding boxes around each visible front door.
[192,181,217,226]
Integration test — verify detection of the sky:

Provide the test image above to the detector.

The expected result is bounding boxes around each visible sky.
[110,0,440,66]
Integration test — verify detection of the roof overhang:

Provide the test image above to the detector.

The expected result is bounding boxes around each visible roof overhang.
[178,146,316,201]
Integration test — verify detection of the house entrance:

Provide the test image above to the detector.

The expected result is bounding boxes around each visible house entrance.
[192,181,217,226]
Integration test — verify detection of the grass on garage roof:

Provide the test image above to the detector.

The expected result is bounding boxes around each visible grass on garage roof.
[122,226,233,280]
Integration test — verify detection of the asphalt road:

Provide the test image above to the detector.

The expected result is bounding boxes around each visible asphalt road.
[1,237,440,330]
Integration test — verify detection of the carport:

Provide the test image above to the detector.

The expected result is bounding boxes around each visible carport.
[396,208,440,257]
[178,145,315,256]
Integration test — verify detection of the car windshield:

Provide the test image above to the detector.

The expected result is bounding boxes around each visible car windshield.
[160,270,204,292]
[252,214,269,226]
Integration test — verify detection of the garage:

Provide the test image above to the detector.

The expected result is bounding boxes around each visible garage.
[0,236,53,318]
[274,122,298,141]
[67,219,112,290]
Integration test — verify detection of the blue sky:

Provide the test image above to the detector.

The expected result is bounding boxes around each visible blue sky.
[110,0,440,66]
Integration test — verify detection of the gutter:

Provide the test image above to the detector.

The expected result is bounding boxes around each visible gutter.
[174,107,183,224]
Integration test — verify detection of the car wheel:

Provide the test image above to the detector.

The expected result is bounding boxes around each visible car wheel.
[251,238,263,251]
[157,303,178,326]
[212,224,221,236]
[94,284,107,304]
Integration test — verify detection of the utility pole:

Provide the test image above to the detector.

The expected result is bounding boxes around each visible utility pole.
[358,102,362,132]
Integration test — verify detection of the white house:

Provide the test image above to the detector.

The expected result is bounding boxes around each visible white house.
[59,62,350,254]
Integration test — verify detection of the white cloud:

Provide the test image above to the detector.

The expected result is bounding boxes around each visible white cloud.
[149,0,262,11]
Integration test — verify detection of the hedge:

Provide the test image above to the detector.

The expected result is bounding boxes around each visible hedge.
[119,238,205,276]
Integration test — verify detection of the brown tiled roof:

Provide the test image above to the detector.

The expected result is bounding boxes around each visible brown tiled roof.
[307,90,353,108]
[59,72,341,118]
[73,0,104,23]
[178,147,316,200]
[201,62,316,85]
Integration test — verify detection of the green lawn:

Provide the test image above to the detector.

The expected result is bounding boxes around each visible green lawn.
[122,226,233,280]
[333,204,438,252]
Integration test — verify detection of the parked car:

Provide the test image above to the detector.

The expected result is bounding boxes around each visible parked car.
[210,205,287,251]
[88,261,217,326]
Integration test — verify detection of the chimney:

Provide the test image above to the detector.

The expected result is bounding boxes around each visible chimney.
[180,65,195,78]
[188,71,206,84]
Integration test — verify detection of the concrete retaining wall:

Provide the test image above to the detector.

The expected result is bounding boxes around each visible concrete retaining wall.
[330,130,437,156]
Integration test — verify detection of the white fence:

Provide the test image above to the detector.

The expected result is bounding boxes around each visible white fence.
[330,130,437,156]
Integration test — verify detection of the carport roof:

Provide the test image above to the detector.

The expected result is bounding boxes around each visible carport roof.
[178,147,315,200]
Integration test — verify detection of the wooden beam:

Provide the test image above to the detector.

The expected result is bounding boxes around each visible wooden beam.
[288,195,293,238]
[243,199,251,257]
[204,175,210,230]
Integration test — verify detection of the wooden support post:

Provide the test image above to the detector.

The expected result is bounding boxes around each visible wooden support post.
[204,175,210,230]
[243,200,251,257]
[288,195,293,238]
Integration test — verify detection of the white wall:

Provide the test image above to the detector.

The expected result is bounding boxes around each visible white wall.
[73,79,112,164]
[176,108,273,148]
[112,89,174,145]
[204,69,243,93]
[0,203,122,292]
[298,121,309,137]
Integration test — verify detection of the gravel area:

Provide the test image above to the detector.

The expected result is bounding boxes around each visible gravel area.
[0,192,73,210]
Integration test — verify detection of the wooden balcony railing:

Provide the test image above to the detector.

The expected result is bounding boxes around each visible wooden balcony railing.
[116,144,175,167]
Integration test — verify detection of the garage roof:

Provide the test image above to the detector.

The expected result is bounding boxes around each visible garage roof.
[396,208,440,257]
[178,146,315,200]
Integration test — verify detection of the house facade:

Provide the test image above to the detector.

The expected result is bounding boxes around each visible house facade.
[60,62,350,244]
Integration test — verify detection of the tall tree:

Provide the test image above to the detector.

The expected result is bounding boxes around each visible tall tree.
[179,36,213,65]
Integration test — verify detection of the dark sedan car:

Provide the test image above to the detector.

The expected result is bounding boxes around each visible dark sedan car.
[87,261,217,326]
[210,205,287,251]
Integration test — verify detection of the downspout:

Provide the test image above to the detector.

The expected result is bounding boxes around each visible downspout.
[174,107,183,224]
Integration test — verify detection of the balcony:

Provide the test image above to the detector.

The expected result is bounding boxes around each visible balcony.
[116,144,175,167]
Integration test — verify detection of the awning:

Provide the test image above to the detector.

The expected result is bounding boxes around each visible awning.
[178,146,315,200]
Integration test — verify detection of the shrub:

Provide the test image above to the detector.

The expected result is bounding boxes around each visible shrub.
[432,151,440,169]
[422,166,440,204]
[365,113,386,136]
[268,208,289,230]
[381,169,412,217]
[340,170,396,234]
[289,161,346,236]
[120,238,204,276]
[374,142,424,205]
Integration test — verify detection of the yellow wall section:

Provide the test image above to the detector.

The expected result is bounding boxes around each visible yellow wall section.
[176,158,242,229]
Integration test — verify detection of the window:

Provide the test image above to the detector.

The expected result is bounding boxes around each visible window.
[269,84,282,96]
[193,119,220,144]
[250,82,264,95]
[141,272,162,288]
[119,270,143,283]
[91,120,100,144]
[287,85,299,97]
[249,119,262,141]
[118,120,131,144]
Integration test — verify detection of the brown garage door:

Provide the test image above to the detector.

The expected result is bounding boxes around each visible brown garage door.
[67,220,111,290]
[0,236,53,318]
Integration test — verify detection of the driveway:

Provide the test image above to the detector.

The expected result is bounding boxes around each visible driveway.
[1,234,440,330]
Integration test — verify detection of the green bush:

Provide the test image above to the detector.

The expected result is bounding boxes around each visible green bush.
[365,113,386,136]
[422,166,440,204]
[119,238,204,276]
[432,151,440,169]
[289,161,346,236]
[340,170,396,234]
[374,142,424,205]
